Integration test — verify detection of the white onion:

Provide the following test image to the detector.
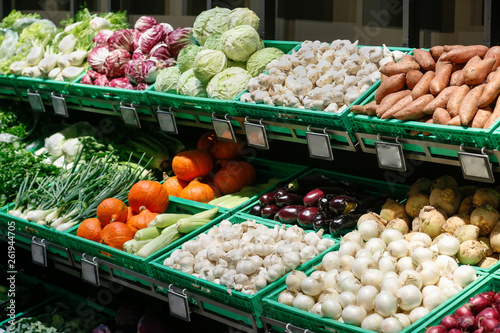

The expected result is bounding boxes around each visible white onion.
[286,270,307,291]
[378,256,397,273]
[356,285,378,312]
[437,236,460,256]
[399,269,423,289]
[310,270,326,280]
[453,265,477,288]
[340,277,362,294]
[323,270,339,289]
[355,249,373,258]
[374,291,397,317]
[435,255,459,277]
[337,271,355,285]
[387,240,409,258]
[301,276,324,296]
[338,255,355,271]
[412,247,434,266]
[443,284,462,298]
[338,241,361,257]
[318,288,340,302]
[383,271,398,280]
[417,261,441,286]
[293,293,315,311]
[410,233,432,247]
[341,230,364,246]
[380,317,403,333]
[423,288,446,310]
[338,291,356,308]
[322,252,339,271]
[361,269,383,289]
[396,284,422,311]
[437,276,454,290]
[358,220,382,241]
[342,305,367,326]
[409,306,429,323]
[381,228,403,244]
[321,298,342,319]
[422,285,441,297]
[278,290,297,306]
[361,313,384,331]
[381,277,401,296]
[394,313,411,328]
[365,238,387,254]
[351,256,376,279]
[310,302,323,316]
[397,256,415,273]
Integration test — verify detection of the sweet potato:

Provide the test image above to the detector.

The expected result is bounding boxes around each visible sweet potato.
[444,45,464,52]
[485,46,500,71]
[350,105,368,114]
[430,46,445,62]
[484,101,500,129]
[413,49,435,71]
[478,69,500,107]
[452,63,466,72]
[394,94,435,121]
[379,62,420,76]
[382,94,415,119]
[448,115,461,126]
[463,55,482,70]
[412,71,435,99]
[423,86,459,114]
[430,63,453,95]
[406,70,424,90]
[381,74,389,82]
[365,102,378,116]
[471,107,492,128]
[401,54,417,63]
[439,45,489,63]
[486,70,497,83]
[376,90,412,117]
[422,117,433,135]
[447,85,470,117]
[450,70,465,86]
[375,73,406,104]
[459,84,486,126]
[463,58,495,86]
[433,107,452,124]
[435,60,452,72]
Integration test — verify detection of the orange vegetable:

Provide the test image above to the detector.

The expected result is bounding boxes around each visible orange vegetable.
[376,90,412,118]
[479,69,500,107]
[379,62,420,76]
[485,46,500,71]
[126,209,158,232]
[101,222,134,250]
[406,70,424,90]
[76,218,102,242]
[162,175,188,197]
[172,149,213,182]
[444,45,464,52]
[128,180,169,214]
[375,74,406,104]
[447,85,471,117]
[179,178,219,203]
[430,46,445,61]
[463,58,495,86]
[413,49,435,71]
[459,84,486,126]
[393,94,434,121]
[423,86,459,114]
[430,63,453,95]
[484,101,500,129]
[197,132,217,151]
[400,55,417,63]
[213,160,256,195]
[450,70,465,86]
[433,108,452,124]
[448,115,461,126]
[439,45,489,63]
[96,198,128,227]
[472,107,492,128]
[382,94,414,119]
[211,138,243,160]
[412,71,435,99]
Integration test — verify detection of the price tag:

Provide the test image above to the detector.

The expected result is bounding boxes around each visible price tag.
[305,131,334,161]
[120,104,141,128]
[374,141,407,172]
[458,151,495,183]
[212,117,236,142]
[51,93,68,117]
[167,288,190,322]
[157,109,178,134]
[27,91,45,113]
[244,121,269,150]
[81,255,100,287]
[31,238,47,267]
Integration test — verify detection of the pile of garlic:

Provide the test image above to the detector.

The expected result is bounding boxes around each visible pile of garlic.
[164,219,335,295]
[240,40,405,112]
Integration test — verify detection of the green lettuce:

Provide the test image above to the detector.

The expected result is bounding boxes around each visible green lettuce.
[207,67,251,100]
[177,68,207,97]
[177,44,202,73]
[246,47,284,77]
[221,25,261,62]
[193,49,227,84]
[155,66,182,93]
[193,7,230,46]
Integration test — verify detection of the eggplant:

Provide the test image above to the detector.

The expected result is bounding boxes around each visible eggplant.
[297,207,319,229]
[317,194,335,212]
[357,195,389,212]
[276,193,304,207]
[259,192,276,206]
[329,195,358,214]
[287,174,337,194]
[277,205,307,224]
[313,211,335,232]
[303,187,344,206]
[261,205,280,219]
[249,204,262,216]
[329,214,363,236]
[274,187,288,198]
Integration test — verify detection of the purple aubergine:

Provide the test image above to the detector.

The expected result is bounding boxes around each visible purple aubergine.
[259,192,276,206]
[313,211,335,232]
[277,205,307,224]
[317,195,335,211]
[329,214,363,236]
[297,207,319,229]
[276,193,304,207]
[249,204,262,216]
[303,187,347,207]
[261,205,280,219]
[329,195,358,214]
[274,187,288,198]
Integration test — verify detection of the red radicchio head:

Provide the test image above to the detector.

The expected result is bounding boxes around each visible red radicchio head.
[88,45,110,74]
[125,58,144,85]
[138,25,165,54]
[103,49,132,78]
[134,16,157,34]
[142,58,164,84]
[132,49,145,60]
[93,29,113,46]
[136,83,149,91]
[158,23,174,36]
[109,77,134,89]
[87,69,103,80]
[107,29,135,52]
[80,74,93,85]
[167,27,193,59]
[149,43,170,61]
[94,75,109,86]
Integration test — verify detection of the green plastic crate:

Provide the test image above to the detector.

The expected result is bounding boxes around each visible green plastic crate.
[416,274,498,333]
[65,197,229,276]
[348,84,500,149]
[489,126,500,148]
[145,40,301,115]
[0,75,20,99]
[14,74,83,106]
[262,260,485,333]
[150,213,338,328]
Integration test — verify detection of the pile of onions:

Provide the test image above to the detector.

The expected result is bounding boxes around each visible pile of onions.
[426,290,500,333]
[278,220,478,333]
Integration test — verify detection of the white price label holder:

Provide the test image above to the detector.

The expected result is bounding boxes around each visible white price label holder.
[81,254,100,286]
[167,285,190,321]
[374,135,407,172]
[120,102,141,128]
[51,92,68,117]
[31,237,47,267]
[243,117,269,150]
[156,107,178,134]
[458,146,495,183]
[211,113,236,142]
[305,126,334,161]
[27,89,45,113]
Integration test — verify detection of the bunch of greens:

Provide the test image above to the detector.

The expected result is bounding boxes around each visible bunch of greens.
[0,10,41,30]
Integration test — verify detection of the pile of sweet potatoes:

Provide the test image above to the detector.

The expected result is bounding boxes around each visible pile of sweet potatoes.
[351,45,500,129]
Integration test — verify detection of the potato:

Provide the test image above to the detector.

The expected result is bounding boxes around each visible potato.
[431,175,458,191]
[490,221,500,252]
[429,188,461,216]
[470,205,500,236]
[380,198,410,224]
[386,218,410,234]
[454,225,480,243]
[473,188,500,209]
[457,240,486,265]
[442,214,470,234]
[419,205,448,238]
[405,193,430,219]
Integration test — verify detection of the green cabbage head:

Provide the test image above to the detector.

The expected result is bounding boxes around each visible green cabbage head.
[207,67,252,100]
[177,44,202,73]
[204,34,222,51]
[155,66,181,93]
[221,25,261,62]
[193,7,230,46]
[193,49,227,85]
[177,68,207,97]
[228,8,260,30]
[246,47,284,77]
